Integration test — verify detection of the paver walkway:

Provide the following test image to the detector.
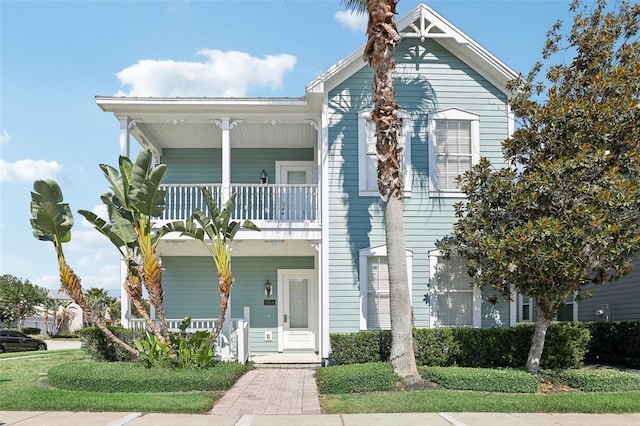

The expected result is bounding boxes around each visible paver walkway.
[210,368,321,415]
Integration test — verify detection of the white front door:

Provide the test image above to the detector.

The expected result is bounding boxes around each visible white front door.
[276,161,315,221]
[278,270,317,351]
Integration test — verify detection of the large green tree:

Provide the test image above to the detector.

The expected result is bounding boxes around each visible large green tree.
[343,0,420,384]
[0,274,48,330]
[443,0,640,375]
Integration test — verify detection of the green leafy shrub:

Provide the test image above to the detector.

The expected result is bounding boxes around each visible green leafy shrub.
[47,361,251,392]
[133,318,215,369]
[585,321,640,369]
[419,366,539,393]
[330,322,590,369]
[329,331,390,365]
[542,368,640,392]
[317,362,398,394]
[413,328,459,366]
[21,327,41,335]
[79,326,146,362]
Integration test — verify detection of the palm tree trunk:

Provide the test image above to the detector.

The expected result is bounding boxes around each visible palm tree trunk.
[385,195,421,384]
[58,257,138,356]
[366,0,421,384]
[124,269,165,343]
[211,274,233,344]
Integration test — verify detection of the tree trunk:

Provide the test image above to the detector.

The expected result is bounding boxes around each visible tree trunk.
[526,303,551,375]
[386,195,421,384]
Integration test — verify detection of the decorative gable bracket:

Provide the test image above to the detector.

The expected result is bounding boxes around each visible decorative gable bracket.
[399,6,466,43]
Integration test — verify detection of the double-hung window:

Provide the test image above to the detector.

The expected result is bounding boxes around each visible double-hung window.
[359,245,413,330]
[430,250,481,327]
[518,294,577,322]
[358,110,412,197]
[428,108,479,197]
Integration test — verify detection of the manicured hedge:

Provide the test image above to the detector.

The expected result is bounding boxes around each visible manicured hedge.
[585,321,640,369]
[79,326,146,362]
[317,362,398,394]
[47,361,251,392]
[21,327,41,335]
[330,322,590,370]
[542,368,640,392]
[419,366,539,393]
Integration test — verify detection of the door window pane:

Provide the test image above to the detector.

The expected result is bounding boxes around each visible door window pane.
[289,278,308,328]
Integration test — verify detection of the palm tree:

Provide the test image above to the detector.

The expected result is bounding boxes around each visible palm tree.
[30,179,138,356]
[79,150,171,345]
[343,0,420,385]
[84,287,110,322]
[165,190,259,344]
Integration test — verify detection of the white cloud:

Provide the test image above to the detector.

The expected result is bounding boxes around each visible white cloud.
[115,49,297,97]
[0,158,63,183]
[0,129,10,146]
[335,10,367,34]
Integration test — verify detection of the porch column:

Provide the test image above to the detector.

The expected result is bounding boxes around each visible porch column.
[213,117,231,202]
[116,115,131,157]
[116,116,131,328]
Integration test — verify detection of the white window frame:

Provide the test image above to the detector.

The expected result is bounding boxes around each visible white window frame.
[429,249,482,328]
[517,293,578,322]
[358,110,412,197]
[359,245,413,330]
[428,108,480,197]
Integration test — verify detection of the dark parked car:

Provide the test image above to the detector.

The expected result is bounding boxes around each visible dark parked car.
[0,329,47,353]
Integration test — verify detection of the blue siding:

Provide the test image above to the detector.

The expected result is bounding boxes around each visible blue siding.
[327,38,512,332]
[162,255,314,353]
[162,148,221,184]
[231,149,313,183]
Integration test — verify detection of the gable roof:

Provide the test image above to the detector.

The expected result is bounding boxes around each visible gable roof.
[306,3,518,96]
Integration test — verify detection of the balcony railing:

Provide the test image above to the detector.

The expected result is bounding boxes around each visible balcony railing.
[160,183,318,222]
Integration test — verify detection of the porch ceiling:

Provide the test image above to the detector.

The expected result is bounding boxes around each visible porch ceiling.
[132,119,318,150]
[96,97,320,152]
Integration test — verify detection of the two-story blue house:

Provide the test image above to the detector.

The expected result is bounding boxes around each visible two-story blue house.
[96,3,639,364]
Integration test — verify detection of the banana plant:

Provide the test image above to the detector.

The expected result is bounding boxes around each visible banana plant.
[30,179,138,356]
[165,190,259,344]
[81,149,171,345]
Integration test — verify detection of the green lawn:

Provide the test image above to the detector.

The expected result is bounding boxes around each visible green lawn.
[0,350,220,413]
[321,389,640,414]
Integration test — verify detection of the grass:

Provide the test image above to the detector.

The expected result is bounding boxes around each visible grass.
[0,349,225,413]
[319,362,640,414]
[321,389,640,414]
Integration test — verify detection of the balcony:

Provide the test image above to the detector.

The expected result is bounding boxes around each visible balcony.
[160,183,318,223]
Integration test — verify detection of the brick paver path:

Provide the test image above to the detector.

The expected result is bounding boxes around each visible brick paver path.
[210,368,321,415]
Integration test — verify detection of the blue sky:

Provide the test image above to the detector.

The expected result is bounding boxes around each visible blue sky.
[0,0,572,296]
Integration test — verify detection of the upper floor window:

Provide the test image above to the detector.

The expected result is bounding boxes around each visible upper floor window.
[428,108,479,197]
[358,110,412,197]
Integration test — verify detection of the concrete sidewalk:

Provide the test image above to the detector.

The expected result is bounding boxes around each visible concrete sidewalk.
[2,411,640,425]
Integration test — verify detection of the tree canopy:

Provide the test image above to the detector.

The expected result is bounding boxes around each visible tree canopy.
[0,274,48,330]
[442,0,640,374]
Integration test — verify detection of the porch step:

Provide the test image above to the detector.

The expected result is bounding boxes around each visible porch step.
[255,363,321,369]
[250,352,321,369]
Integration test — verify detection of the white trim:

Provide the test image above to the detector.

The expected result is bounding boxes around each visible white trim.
[358,110,412,197]
[428,108,480,198]
[516,292,578,322]
[359,244,413,330]
[429,249,481,328]
[509,285,517,327]
[277,269,318,352]
[320,92,331,360]
[275,161,316,184]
